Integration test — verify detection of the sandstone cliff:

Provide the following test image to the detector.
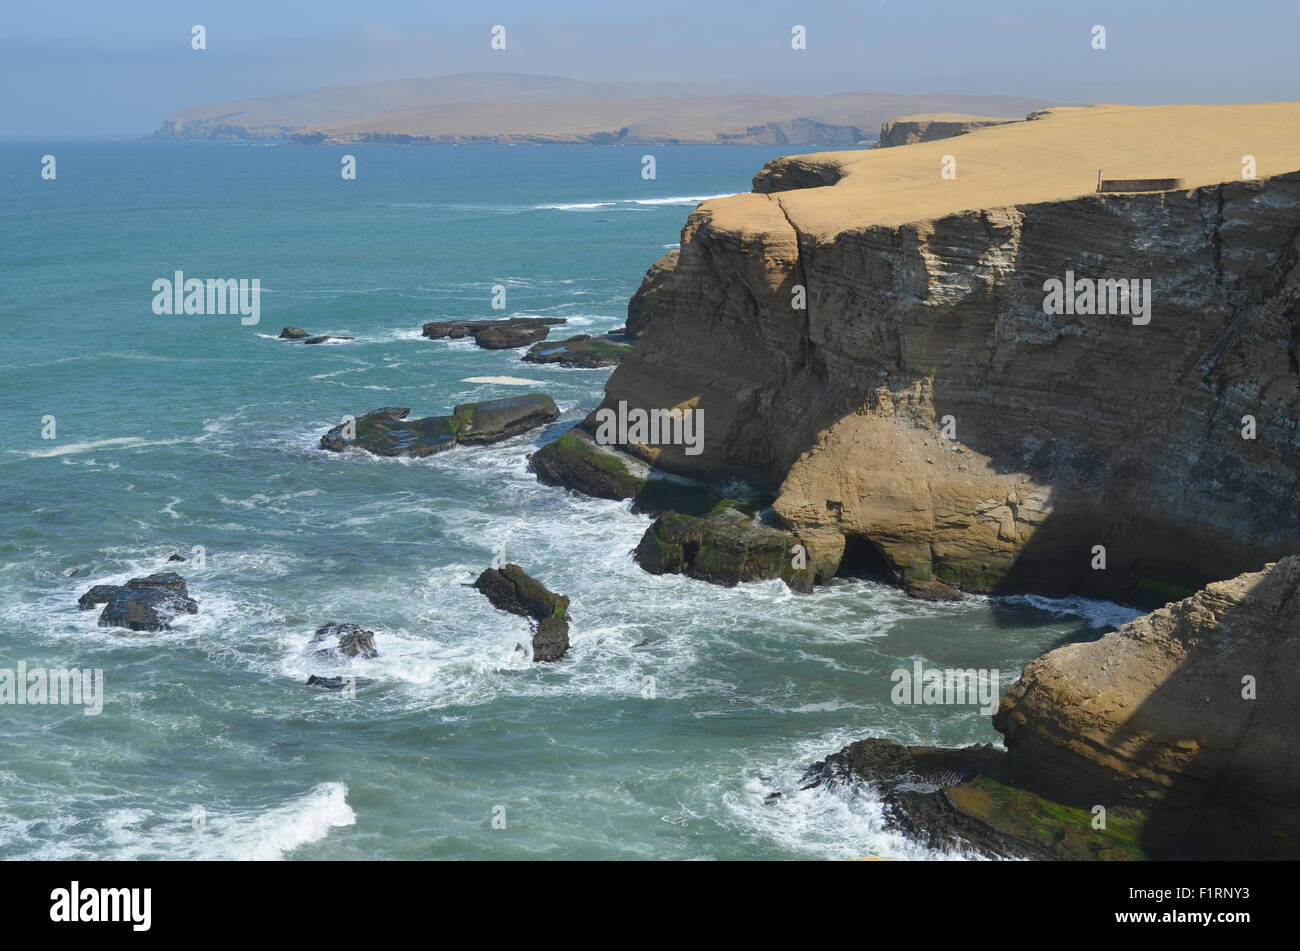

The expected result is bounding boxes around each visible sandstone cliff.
[992,556,1300,858]
[543,103,1300,607]
[876,112,1020,148]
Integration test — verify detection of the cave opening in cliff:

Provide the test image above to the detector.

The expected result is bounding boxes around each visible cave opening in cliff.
[836,534,894,582]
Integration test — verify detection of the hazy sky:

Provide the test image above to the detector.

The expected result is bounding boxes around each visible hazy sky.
[5,0,1299,136]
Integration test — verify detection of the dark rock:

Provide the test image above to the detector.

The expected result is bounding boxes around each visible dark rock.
[320,406,456,457]
[634,503,815,592]
[321,397,558,457]
[94,574,198,632]
[279,327,310,339]
[763,791,783,806]
[451,394,559,445]
[802,737,1147,861]
[309,622,379,660]
[473,565,571,662]
[306,674,375,690]
[421,317,566,344]
[78,584,121,611]
[522,334,633,368]
[532,616,570,662]
[125,572,188,591]
[472,564,569,621]
[529,429,648,501]
[303,335,354,345]
[474,324,550,349]
[166,553,186,563]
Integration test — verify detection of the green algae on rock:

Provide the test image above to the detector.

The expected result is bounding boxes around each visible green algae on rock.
[321,396,558,458]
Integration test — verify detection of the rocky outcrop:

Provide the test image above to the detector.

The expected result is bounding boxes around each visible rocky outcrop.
[81,573,199,632]
[279,327,310,339]
[472,564,571,662]
[320,396,559,457]
[305,674,375,690]
[876,113,1019,148]
[421,318,566,349]
[553,103,1300,607]
[634,503,817,591]
[993,556,1300,859]
[309,622,379,660]
[522,334,633,368]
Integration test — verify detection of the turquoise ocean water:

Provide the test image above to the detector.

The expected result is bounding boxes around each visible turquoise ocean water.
[0,141,1140,859]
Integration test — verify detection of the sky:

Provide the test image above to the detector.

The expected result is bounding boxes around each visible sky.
[4,0,1300,137]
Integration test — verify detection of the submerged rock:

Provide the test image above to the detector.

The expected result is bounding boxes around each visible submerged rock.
[320,396,558,457]
[522,333,633,368]
[303,334,354,345]
[306,674,375,691]
[309,622,379,660]
[472,564,571,662]
[84,573,199,632]
[634,503,817,592]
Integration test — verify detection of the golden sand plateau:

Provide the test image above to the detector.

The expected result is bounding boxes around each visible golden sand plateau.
[709,102,1300,238]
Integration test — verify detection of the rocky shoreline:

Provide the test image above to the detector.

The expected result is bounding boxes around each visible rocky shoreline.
[519,104,1300,859]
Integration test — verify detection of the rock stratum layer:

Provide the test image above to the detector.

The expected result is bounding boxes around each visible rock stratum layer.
[568,103,1300,607]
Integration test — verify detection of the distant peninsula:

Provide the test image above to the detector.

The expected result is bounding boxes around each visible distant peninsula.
[153,71,1047,146]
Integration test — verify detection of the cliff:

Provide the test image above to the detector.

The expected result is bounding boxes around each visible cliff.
[993,556,1300,857]
[543,103,1300,607]
[876,112,1020,147]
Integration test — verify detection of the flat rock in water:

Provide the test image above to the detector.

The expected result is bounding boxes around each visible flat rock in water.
[303,335,353,345]
[320,397,558,457]
[306,674,375,690]
[279,326,310,339]
[421,317,566,344]
[523,333,633,368]
[474,324,550,349]
[452,394,559,444]
[320,407,457,457]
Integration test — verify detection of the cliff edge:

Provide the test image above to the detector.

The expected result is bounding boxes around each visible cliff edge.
[548,103,1300,607]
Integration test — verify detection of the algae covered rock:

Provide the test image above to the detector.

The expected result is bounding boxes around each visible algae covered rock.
[522,334,633,368]
[472,564,572,662]
[634,502,816,592]
[321,407,457,457]
[321,396,558,457]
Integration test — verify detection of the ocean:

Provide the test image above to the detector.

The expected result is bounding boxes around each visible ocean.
[0,140,1142,860]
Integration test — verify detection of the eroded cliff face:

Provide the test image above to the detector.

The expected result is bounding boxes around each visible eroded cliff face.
[993,557,1300,858]
[876,113,1020,148]
[581,105,1300,606]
